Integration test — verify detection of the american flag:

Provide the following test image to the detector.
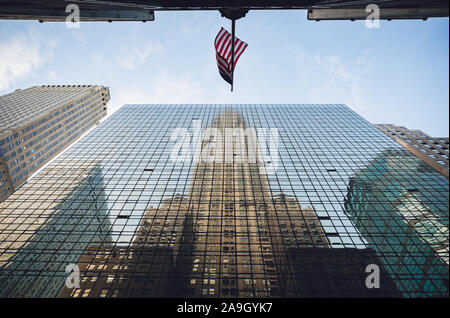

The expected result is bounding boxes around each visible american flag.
[215,27,248,85]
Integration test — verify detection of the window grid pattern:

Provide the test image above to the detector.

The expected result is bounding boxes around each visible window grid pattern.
[0,104,447,298]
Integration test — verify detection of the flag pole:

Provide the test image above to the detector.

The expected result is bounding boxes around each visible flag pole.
[231,18,235,92]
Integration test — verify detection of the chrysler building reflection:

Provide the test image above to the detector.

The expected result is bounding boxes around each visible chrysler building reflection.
[60,111,399,298]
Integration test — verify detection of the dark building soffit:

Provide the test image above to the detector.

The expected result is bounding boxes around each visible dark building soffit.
[0,0,448,21]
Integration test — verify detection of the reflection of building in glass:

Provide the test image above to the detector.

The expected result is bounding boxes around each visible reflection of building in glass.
[345,151,449,297]
[0,104,447,298]
[172,111,335,298]
[285,247,400,297]
[0,161,111,297]
[0,85,110,203]
[58,245,176,298]
[59,111,399,298]
[58,196,191,298]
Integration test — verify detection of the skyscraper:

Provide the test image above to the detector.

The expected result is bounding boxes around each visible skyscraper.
[58,109,399,298]
[0,85,110,203]
[0,104,447,298]
[375,124,449,178]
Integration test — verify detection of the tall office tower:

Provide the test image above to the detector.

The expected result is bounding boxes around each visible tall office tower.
[375,124,449,178]
[60,108,396,298]
[0,105,447,298]
[0,85,110,203]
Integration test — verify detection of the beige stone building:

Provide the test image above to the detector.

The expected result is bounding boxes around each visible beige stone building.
[0,85,110,203]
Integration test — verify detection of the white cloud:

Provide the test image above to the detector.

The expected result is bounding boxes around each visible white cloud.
[0,32,49,91]
[108,72,205,115]
[117,43,164,71]
[48,71,57,81]
[291,47,374,113]
[91,51,105,66]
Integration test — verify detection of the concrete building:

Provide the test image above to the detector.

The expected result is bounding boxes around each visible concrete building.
[0,85,110,203]
[375,124,449,178]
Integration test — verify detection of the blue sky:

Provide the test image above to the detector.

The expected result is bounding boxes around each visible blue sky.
[0,10,448,136]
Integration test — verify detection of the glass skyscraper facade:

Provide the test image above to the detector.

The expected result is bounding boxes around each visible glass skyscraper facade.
[0,104,447,298]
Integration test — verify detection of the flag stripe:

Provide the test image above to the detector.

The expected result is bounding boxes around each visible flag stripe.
[227,40,244,65]
[234,43,248,67]
[217,58,230,72]
[215,28,226,46]
[226,38,243,62]
[217,61,230,75]
[215,27,248,86]
[222,36,233,60]
[215,27,227,47]
[218,34,230,56]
